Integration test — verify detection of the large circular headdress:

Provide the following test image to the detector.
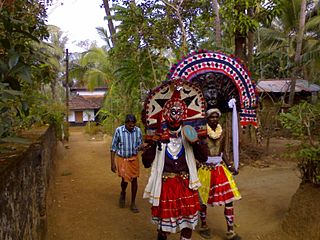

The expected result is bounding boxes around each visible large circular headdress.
[166,50,258,127]
[142,78,207,142]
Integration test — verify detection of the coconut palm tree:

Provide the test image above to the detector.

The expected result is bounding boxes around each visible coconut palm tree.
[41,25,68,101]
[69,47,114,90]
[101,0,116,47]
[255,0,320,88]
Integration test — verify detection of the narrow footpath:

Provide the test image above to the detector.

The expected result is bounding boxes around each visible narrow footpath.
[46,127,300,240]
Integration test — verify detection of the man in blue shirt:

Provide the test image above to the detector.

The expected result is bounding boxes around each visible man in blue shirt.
[110,114,143,213]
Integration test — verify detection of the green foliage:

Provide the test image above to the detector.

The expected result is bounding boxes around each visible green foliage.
[0,82,22,138]
[297,146,320,185]
[84,121,102,136]
[220,0,281,35]
[98,82,139,134]
[62,0,320,141]
[280,101,320,141]
[25,94,66,140]
[98,108,117,136]
[0,1,48,138]
[252,0,320,82]
[279,101,320,185]
[69,47,114,90]
[111,0,219,56]
[0,1,67,141]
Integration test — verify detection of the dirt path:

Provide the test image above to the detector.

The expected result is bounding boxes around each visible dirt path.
[46,127,300,240]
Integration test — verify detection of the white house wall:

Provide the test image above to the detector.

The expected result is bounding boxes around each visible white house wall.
[83,110,95,121]
[68,110,95,122]
[68,111,76,122]
[77,90,105,96]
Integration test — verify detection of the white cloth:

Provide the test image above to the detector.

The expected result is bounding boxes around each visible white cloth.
[182,134,201,190]
[206,155,223,165]
[228,98,239,170]
[143,135,201,206]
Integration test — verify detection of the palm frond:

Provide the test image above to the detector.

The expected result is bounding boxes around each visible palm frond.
[305,15,320,31]
[96,27,112,49]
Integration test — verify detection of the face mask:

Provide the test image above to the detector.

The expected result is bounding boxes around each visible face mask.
[164,100,186,128]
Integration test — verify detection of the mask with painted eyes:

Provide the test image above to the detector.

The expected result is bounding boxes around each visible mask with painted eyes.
[163,99,187,129]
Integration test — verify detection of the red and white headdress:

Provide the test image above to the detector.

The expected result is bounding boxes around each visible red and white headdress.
[142,78,207,142]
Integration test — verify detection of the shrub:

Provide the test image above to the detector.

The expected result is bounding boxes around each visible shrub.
[84,121,102,136]
[279,101,320,185]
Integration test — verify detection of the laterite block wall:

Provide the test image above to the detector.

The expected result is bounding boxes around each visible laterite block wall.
[0,126,57,240]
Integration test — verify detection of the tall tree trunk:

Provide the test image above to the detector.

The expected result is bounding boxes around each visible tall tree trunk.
[234,33,246,61]
[50,80,58,102]
[102,0,116,47]
[212,0,221,48]
[163,0,187,55]
[288,0,306,105]
[147,47,157,85]
[247,7,255,65]
[247,31,254,65]
[234,1,247,62]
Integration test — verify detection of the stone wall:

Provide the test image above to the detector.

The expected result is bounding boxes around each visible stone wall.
[0,126,57,240]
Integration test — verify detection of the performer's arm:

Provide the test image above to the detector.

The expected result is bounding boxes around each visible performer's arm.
[141,141,157,168]
[192,138,208,163]
[221,133,238,175]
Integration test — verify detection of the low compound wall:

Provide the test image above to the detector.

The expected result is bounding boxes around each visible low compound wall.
[0,126,57,240]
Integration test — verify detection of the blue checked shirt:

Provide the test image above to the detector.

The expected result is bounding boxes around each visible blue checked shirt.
[110,125,143,158]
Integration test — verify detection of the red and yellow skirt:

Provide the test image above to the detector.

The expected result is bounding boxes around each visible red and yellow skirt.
[198,164,241,206]
[151,173,200,233]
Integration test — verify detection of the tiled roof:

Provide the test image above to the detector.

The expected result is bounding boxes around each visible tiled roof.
[69,95,103,110]
[257,79,320,93]
[82,95,104,106]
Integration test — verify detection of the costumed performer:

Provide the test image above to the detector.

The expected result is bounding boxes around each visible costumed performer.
[142,88,208,240]
[198,108,241,240]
